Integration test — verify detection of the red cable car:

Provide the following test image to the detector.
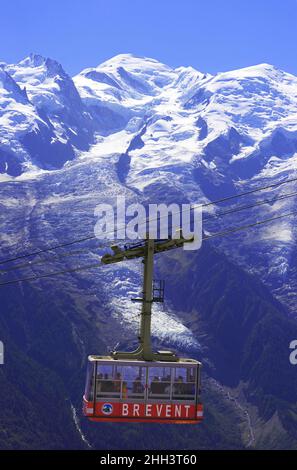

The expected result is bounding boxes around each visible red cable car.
[83,356,202,424]
[83,236,203,424]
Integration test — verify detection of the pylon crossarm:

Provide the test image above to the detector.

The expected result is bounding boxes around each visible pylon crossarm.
[101,234,194,265]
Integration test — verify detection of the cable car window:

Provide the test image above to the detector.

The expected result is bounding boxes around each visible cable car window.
[95,364,123,399]
[148,366,171,398]
[84,362,95,401]
[122,366,145,399]
[172,367,196,401]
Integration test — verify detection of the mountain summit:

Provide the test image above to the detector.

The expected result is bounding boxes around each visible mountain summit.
[1,53,296,177]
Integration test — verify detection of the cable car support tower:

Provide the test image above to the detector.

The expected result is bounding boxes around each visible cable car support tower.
[101,232,193,363]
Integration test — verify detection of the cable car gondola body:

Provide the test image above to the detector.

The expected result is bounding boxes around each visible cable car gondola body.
[83,235,203,424]
[83,356,203,424]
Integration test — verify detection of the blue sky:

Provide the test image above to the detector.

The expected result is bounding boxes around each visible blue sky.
[1,0,297,76]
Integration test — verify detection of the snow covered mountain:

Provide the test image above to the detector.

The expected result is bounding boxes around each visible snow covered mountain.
[1,53,297,449]
[0,53,95,174]
[3,53,297,184]
[1,53,297,311]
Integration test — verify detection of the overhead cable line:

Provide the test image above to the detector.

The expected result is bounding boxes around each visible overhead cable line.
[1,174,297,266]
[0,260,102,287]
[0,234,100,266]
[0,208,296,288]
[203,208,297,241]
[2,188,297,274]
[0,249,90,274]
[203,190,297,222]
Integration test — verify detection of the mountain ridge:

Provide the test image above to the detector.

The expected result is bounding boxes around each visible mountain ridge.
[2,53,297,177]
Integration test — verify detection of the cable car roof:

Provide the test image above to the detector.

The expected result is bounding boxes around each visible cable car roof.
[87,355,201,366]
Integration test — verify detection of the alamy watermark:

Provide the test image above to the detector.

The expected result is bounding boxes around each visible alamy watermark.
[94,197,202,250]
[289,340,297,365]
[0,341,4,365]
